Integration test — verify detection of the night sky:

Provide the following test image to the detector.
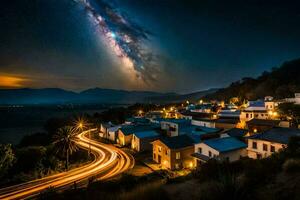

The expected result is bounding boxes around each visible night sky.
[1,0,300,93]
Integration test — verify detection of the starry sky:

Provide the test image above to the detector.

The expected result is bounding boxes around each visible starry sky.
[1,0,300,93]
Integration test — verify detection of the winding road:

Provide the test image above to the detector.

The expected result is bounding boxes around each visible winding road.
[0,129,134,199]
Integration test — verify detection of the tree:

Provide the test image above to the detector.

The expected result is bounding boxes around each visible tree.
[52,127,78,171]
[0,144,15,178]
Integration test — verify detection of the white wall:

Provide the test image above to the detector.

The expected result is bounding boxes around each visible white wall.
[247,139,286,159]
[192,120,215,128]
[195,142,246,162]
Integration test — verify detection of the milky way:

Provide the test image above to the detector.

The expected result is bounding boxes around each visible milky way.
[77,0,160,85]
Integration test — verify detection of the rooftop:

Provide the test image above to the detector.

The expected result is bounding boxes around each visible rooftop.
[134,130,160,139]
[120,124,159,135]
[215,118,240,124]
[158,134,194,149]
[248,127,300,144]
[246,119,280,126]
[203,137,247,153]
[224,128,248,138]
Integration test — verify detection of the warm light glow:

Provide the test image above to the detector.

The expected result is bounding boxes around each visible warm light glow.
[199,100,203,104]
[189,162,193,168]
[253,128,258,133]
[268,111,273,115]
[0,75,27,88]
[186,100,190,104]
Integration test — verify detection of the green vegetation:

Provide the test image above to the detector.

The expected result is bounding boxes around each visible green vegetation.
[0,116,90,187]
[278,103,300,126]
[43,136,300,200]
[53,127,79,170]
[205,58,300,101]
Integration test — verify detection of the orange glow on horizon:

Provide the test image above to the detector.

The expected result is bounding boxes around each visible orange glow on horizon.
[0,75,28,88]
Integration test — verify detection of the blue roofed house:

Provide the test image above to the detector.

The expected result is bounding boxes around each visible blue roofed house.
[193,137,247,166]
[131,130,161,152]
[160,118,191,137]
[247,127,300,159]
[117,124,159,146]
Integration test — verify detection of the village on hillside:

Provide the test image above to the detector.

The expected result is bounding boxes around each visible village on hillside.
[98,93,300,172]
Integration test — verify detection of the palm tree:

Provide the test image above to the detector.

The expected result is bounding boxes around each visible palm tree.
[53,126,78,171]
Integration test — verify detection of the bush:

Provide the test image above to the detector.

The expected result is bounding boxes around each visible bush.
[283,159,300,174]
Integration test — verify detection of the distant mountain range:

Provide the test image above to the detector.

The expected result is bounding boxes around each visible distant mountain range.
[204,58,300,101]
[0,88,217,105]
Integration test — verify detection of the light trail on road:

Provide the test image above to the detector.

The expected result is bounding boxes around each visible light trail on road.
[0,129,134,200]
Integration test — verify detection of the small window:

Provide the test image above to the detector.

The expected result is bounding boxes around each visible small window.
[209,151,212,157]
[246,113,249,118]
[198,147,202,154]
[270,145,275,152]
[158,146,162,152]
[252,142,257,149]
[165,149,170,156]
[176,152,181,159]
[263,144,268,151]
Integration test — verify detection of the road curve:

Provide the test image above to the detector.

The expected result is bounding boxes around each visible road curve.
[0,129,134,200]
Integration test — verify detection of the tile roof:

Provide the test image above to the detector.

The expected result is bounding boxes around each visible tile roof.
[248,127,300,144]
[203,137,247,153]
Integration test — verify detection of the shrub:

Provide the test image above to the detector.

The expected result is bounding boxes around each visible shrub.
[283,159,300,174]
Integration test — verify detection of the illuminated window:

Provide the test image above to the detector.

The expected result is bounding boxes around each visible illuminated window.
[158,146,162,153]
[176,152,181,159]
[165,149,170,156]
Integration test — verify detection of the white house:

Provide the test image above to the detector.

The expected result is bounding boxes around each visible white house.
[284,93,300,104]
[247,127,300,159]
[106,126,121,142]
[191,118,216,128]
[193,137,247,166]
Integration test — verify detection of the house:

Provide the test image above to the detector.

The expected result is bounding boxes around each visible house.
[240,100,269,121]
[246,119,280,134]
[193,137,247,166]
[191,118,216,128]
[117,124,159,146]
[180,125,221,143]
[180,110,215,120]
[218,109,241,119]
[124,117,150,125]
[100,122,114,138]
[247,127,300,159]
[284,93,300,105]
[160,119,191,137]
[152,135,195,170]
[131,130,161,152]
[214,118,240,130]
[221,128,248,141]
[106,126,121,142]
